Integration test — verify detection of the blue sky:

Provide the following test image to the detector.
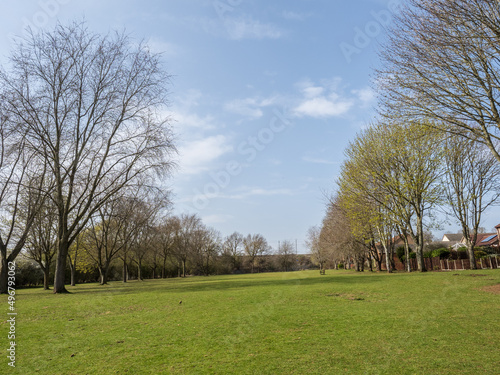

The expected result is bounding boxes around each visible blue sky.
[1,0,497,251]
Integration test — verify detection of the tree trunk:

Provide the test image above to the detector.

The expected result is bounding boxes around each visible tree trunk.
[415,215,427,272]
[383,245,392,273]
[467,243,477,270]
[122,258,128,282]
[53,239,70,293]
[43,266,50,290]
[162,259,166,278]
[137,260,143,281]
[0,253,8,294]
[99,265,109,285]
[68,261,76,287]
[182,259,186,278]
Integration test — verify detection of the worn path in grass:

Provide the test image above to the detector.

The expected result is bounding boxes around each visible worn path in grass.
[4,270,500,374]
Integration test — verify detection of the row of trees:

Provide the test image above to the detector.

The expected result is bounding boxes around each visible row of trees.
[22,206,308,287]
[310,0,500,272]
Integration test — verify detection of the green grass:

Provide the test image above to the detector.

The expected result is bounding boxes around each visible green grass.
[4,270,500,374]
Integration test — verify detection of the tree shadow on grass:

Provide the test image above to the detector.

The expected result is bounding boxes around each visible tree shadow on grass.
[68,272,386,296]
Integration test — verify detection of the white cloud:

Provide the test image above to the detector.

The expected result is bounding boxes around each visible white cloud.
[293,79,354,119]
[168,89,217,130]
[178,135,233,175]
[294,95,353,118]
[147,38,180,58]
[171,111,217,130]
[352,87,376,106]
[224,96,277,119]
[202,214,234,225]
[225,187,295,200]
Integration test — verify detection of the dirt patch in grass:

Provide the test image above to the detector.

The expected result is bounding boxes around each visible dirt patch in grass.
[481,284,500,294]
[326,293,365,301]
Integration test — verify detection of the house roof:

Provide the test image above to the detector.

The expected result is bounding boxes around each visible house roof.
[475,233,499,247]
[442,233,463,242]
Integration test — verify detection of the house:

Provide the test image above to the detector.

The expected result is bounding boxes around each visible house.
[445,224,500,249]
[474,231,499,248]
[442,233,463,243]
[375,234,415,254]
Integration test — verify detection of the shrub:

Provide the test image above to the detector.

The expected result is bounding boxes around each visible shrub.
[15,261,43,287]
[396,246,406,262]
[474,250,488,259]
[338,263,344,269]
[431,248,450,259]
[423,251,433,258]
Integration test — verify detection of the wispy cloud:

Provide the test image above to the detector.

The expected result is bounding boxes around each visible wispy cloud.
[147,37,181,58]
[224,96,277,119]
[224,17,285,40]
[178,135,233,175]
[225,187,295,200]
[352,87,376,107]
[202,214,234,225]
[281,11,313,21]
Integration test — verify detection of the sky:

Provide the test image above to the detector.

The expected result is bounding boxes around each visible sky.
[0,0,498,252]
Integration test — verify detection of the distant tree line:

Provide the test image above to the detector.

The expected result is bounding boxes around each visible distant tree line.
[18,209,313,287]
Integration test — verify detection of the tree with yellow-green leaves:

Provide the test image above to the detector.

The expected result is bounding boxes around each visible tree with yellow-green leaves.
[338,120,444,272]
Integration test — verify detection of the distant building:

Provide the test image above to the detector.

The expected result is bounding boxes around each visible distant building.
[441,233,463,243]
[442,224,500,249]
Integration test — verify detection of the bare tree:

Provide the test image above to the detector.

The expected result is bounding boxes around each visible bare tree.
[243,234,270,273]
[443,135,500,269]
[173,214,203,278]
[82,198,126,285]
[306,226,326,271]
[276,240,295,272]
[377,0,500,162]
[322,195,367,272]
[0,22,175,292]
[25,200,57,290]
[157,216,179,278]
[191,226,221,276]
[222,232,244,272]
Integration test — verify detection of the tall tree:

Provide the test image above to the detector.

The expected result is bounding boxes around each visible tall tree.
[157,216,179,278]
[339,121,443,272]
[0,22,175,293]
[173,214,202,278]
[443,135,500,269]
[378,0,500,163]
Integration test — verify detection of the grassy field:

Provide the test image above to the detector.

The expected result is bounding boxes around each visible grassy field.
[4,269,500,374]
